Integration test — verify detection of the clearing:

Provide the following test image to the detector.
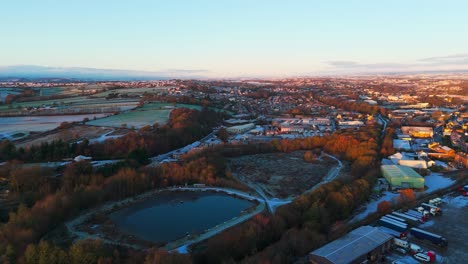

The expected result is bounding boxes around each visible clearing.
[228,151,336,199]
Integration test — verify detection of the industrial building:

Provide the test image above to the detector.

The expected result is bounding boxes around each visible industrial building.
[455,152,468,168]
[393,139,411,151]
[388,152,433,169]
[381,165,425,189]
[309,225,393,264]
[226,123,255,134]
[401,126,433,138]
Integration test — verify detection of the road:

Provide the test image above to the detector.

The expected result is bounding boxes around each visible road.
[377,114,389,139]
[148,131,216,166]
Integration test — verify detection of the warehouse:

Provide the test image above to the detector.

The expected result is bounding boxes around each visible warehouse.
[226,123,255,134]
[401,126,433,138]
[309,225,393,264]
[381,165,425,189]
[393,139,411,151]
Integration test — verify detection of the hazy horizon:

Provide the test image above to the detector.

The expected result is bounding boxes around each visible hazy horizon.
[2,0,468,77]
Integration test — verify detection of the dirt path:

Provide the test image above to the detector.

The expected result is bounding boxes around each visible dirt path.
[304,153,343,194]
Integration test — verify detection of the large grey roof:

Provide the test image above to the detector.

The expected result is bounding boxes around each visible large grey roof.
[310,226,392,264]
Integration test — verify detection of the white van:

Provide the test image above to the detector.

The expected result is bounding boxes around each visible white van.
[393,238,409,249]
[410,243,423,254]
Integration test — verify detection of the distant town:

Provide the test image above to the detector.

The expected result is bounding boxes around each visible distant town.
[0,74,467,263]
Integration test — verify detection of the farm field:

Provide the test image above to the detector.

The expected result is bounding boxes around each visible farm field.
[228,151,335,199]
[0,97,140,113]
[0,87,21,102]
[86,103,202,128]
[34,87,76,96]
[0,114,108,136]
[34,85,106,97]
[15,125,116,148]
[0,96,88,111]
[92,87,170,97]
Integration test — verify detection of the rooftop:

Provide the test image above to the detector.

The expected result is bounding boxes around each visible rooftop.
[381,165,422,178]
[309,226,392,264]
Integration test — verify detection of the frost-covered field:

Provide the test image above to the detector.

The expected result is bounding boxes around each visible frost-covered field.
[86,109,172,128]
[0,88,20,102]
[0,114,108,134]
[86,103,201,128]
[424,173,455,192]
[351,191,400,222]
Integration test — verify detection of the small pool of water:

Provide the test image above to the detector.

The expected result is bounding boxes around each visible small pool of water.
[110,191,254,243]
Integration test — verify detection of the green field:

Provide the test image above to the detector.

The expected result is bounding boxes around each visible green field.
[0,97,141,113]
[93,87,170,97]
[86,103,202,128]
[36,87,74,96]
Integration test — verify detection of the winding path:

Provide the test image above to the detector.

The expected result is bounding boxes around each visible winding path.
[65,186,265,252]
[65,153,344,253]
[249,152,344,213]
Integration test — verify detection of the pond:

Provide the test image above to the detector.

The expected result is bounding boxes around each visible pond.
[110,191,254,243]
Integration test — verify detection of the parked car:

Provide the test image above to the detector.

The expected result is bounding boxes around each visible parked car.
[394,247,407,255]
[413,252,431,262]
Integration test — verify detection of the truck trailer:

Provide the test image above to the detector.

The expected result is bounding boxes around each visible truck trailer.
[392,211,423,224]
[379,217,408,233]
[384,214,407,223]
[378,226,407,239]
[410,227,448,247]
[407,209,429,221]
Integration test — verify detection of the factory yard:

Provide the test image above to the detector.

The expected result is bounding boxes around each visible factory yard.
[383,193,468,264]
[228,151,336,199]
[421,194,468,263]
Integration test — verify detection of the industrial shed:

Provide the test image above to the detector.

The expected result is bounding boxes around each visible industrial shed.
[309,226,393,264]
[381,165,424,189]
[393,139,411,151]
[226,123,255,134]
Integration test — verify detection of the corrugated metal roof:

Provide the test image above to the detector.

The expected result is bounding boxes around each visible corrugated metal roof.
[310,226,392,264]
[381,165,422,179]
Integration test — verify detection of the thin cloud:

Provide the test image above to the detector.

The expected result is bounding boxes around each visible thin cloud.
[326,61,358,67]
[419,53,468,62]
[325,53,468,73]
[164,69,210,73]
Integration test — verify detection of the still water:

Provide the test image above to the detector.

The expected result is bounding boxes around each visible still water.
[110,191,254,242]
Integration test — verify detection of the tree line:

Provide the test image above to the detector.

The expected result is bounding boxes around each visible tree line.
[0,107,225,163]
[192,125,383,263]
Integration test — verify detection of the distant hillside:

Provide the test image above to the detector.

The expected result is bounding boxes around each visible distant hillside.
[0,65,208,81]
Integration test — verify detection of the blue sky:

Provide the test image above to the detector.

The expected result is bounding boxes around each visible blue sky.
[1,0,468,77]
